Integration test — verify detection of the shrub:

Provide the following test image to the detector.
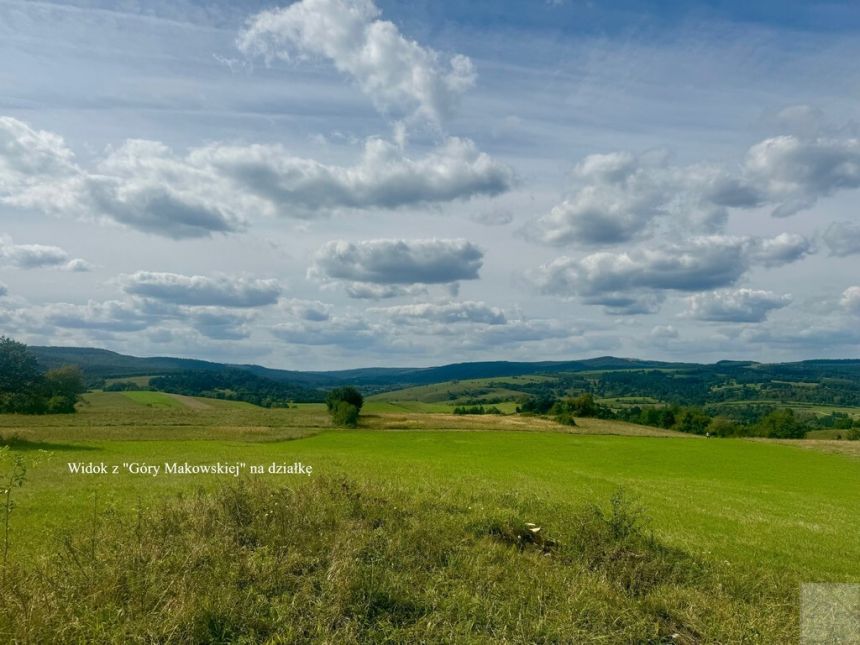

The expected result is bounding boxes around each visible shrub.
[325,386,364,413]
[332,401,359,428]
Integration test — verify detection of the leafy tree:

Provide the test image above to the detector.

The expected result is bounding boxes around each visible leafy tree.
[325,387,364,413]
[708,416,741,437]
[0,337,85,414]
[43,366,85,413]
[754,408,806,439]
[0,336,41,394]
[674,408,712,435]
[325,386,363,428]
[331,401,359,428]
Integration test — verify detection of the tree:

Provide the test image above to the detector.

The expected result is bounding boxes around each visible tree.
[754,408,806,439]
[0,337,85,414]
[325,386,363,428]
[43,366,85,413]
[331,400,359,428]
[0,337,41,393]
[325,387,364,413]
[0,337,46,414]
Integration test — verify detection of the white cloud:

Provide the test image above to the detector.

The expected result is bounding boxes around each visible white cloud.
[744,135,860,217]
[746,232,813,267]
[0,235,90,271]
[120,272,282,307]
[685,289,792,323]
[0,117,512,239]
[528,234,807,313]
[238,0,475,124]
[525,131,860,248]
[310,238,484,296]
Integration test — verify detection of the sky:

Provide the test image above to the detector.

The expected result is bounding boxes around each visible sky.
[1,0,859,369]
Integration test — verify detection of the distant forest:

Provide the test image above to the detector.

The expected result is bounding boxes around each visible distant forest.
[107,370,324,407]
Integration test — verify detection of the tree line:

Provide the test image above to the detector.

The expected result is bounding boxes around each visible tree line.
[517,392,860,439]
[0,337,84,414]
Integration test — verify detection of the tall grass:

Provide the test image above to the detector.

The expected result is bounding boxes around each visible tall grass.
[0,477,796,643]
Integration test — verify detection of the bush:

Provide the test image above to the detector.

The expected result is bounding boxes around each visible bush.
[332,401,359,428]
[325,386,364,412]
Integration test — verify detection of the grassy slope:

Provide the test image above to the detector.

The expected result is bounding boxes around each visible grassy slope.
[1,394,857,582]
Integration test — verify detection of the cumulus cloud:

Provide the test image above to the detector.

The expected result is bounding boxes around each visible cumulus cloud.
[525,130,860,248]
[238,0,475,123]
[523,150,766,247]
[822,221,860,257]
[280,299,332,322]
[841,286,860,314]
[529,234,807,314]
[370,301,506,325]
[0,236,90,271]
[311,238,483,296]
[0,283,7,298]
[120,272,282,308]
[744,135,860,217]
[0,117,512,239]
[746,233,813,267]
[685,289,792,323]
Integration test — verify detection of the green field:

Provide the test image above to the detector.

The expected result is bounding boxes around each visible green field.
[1,392,858,642]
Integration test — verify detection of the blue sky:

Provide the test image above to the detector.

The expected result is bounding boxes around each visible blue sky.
[1,0,859,368]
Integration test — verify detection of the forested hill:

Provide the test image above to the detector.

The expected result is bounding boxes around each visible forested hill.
[29,346,696,387]
[29,346,860,408]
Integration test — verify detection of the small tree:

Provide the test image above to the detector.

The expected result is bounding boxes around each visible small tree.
[43,366,85,413]
[331,400,359,428]
[325,386,363,428]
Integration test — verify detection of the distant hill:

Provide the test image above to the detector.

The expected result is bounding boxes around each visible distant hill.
[30,346,692,389]
[29,345,860,407]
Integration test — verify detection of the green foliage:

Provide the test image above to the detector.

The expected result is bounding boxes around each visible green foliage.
[753,408,807,439]
[673,407,712,435]
[325,386,364,412]
[332,401,360,428]
[150,369,323,407]
[452,405,502,415]
[1,446,28,574]
[0,337,83,414]
[707,416,742,437]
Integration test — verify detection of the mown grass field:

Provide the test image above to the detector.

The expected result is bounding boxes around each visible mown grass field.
[1,392,858,642]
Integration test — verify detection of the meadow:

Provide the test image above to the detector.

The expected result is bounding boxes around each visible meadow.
[0,391,858,642]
